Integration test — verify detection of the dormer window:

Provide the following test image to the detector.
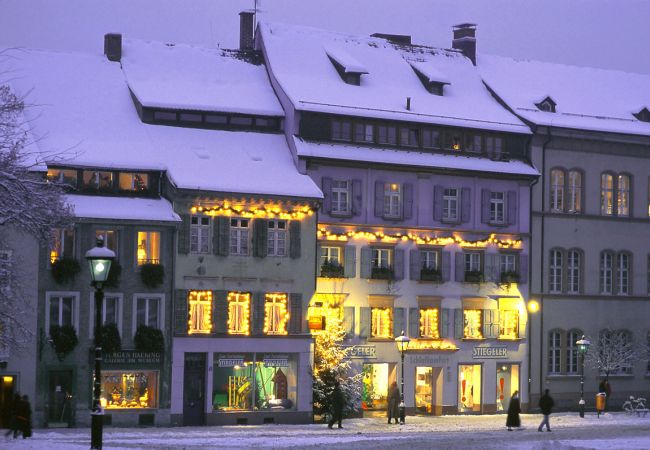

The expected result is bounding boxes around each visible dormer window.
[325,47,368,86]
[409,62,450,96]
[633,107,650,122]
[535,96,557,113]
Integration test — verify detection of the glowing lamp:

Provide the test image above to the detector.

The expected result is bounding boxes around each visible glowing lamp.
[527,300,540,313]
[576,335,591,354]
[395,331,411,354]
[85,237,115,286]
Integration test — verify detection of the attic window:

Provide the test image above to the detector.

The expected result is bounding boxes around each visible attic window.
[410,62,450,96]
[325,47,368,86]
[535,97,557,113]
[633,107,650,122]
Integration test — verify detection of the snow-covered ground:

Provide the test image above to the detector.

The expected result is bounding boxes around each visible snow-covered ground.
[2,412,650,449]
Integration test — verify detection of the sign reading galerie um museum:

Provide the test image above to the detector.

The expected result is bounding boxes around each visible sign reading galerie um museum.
[472,345,508,359]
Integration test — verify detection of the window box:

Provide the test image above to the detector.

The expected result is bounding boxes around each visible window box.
[464,271,484,283]
[134,325,164,353]
[500,271,520,284]
[420,267,442,282]
[50,257,81,285]
[140,263,165,288]
[371,266,394,280]
[320,260,345,278]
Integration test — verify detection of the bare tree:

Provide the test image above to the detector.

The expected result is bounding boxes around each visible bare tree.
[586,329,641,380]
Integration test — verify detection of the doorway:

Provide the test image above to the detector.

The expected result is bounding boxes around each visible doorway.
[458,364,482,413]
[0,375,16,428]
[183,353,206,426]
[48,370,74,427]
[496,364,520,412]
[414,367,443,415]
[361,363,396,411]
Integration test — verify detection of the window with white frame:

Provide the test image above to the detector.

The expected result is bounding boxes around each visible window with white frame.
[354,123,374,143]
[90,293,122,336]
[443,188,459,221]
[136,231,160,265]
[617,252,630,295]
[567,250,581,294]
[229,218,249,256]
[550,169,565,212]
[566,329,582,374]
[47,293,78,331]
[95,230,118,255]
[372,248,392,269]
[370,307,392,338]
[50,228,75,263]
[331,180,350,215]
[321,246,342,266]
[267,220,287,256]
[550,249,563,293]
[227,292,250,335]
[618,174,630,216]
[464,252,481,273]
[489,191,505,224]
[548,330,561,374]
[500,253,516,274]
[188,291,212,334]
[135,295,161,330]
[421,250,439,270]
[264,293,289,335]
[600,251,614,294]
[568,170,582,213]
[383,183,401,218]
[601,173,614,215]
[190,216,210,254]
[419,308,439,338]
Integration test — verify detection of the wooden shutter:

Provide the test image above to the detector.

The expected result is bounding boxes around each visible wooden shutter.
[359,307,371,338]
[461,187,471,223]
[440,308,450,338]
[481,189,491,223]
[518,253,528,284]
[252,219,268,258]
[393,307,405,338]
[213,290,228,334]
[344,245,356,278]
[252,292,265,336]
[507,190,517,225]
[455,252,465,282]
[352,179,363,216]
[492,310,501,338]
[214,216,230,256]
[343,307,355,337]
[518,310,526,339]
[174,289,188,335]
[483,309,494,338]
[442,251,451,282]
[393,248,404,280]
[178,214,190,254]
[409,249,421,280]
[289,293,303,334]
[454,308,464,339]
[403,183,414,220]
[433,185,444,221]
[360,246,372,279]
[408,308,420,338]
[322,177,333,214]
[289,221,301,259]
[374,181,385,218]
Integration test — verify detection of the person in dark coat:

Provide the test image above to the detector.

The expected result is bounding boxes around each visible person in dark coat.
[387,382,400,424]
[538,389,555,432]
[4,393,21,438]
[506,390,521,431]
[328,381,344,429]
[18,395,32,439]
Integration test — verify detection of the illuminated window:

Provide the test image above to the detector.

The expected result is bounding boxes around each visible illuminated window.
[82,170,113,191]
[230,218,249,256]
[101,371,158,409]
[463,309,483,339]
[371,307,392,338]
[568,170,582,213]
[383,183,401,218]
[354,123,374,143]
[136,231,160,265]
[118,172,149,192]
[95,230,118,255]
[566,329,582,374]
[550,169,565,212]
[188,291,212,334]
[617,252,630,295]
[548,330,561,374]
[617,174,630,216]
[489,192,505,224]
[601,173,614,215]
[227,292,250,335]
[264,293,289,335]
[599,251,613,294]
[443,188,459,221]
[267,220,287,256]
[550,249,563,293]
[444,132,462,151]
[47,168,77,186]
[498,310,519,339]
[419,308,439,338]
[567,250,581,294]
[50,228,75,263]
[331,180,350,215]
[190,216,210,254]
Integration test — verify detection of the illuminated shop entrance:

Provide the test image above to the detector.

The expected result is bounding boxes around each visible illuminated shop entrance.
[458,364,482,413]
[414,367,443,415]
[361,363,396,410]
[496,364,520,412]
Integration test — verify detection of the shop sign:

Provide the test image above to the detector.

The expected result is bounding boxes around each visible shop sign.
[263,358,289,367]
[218,357,245,367]
[409,355,450,365]
[343,345,377,359]
[472,346,507,359]
[103,351,162,366]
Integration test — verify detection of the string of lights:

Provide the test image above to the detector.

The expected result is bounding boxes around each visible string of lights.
[190,204,315,220]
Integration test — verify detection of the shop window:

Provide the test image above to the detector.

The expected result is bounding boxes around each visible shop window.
[370,307,392,338]
[550,169,565,212]
[566,329,582,374]
[498,309,519,340]
[82,170,113,191]
[496,365,519,412]
[362,363,395,410]
[190,216,210,254]
[377,125,397,145]
[101,371,158,409]
[118,172,149,193]
[383,183,401,218]
[188,291,212,334]
[267,220,287,257]
[419,308,439,339]
[136,231,160,265]
[489,191,505,224]
[458,364,481,413]
[227,292,250,335]
[332,119,352,141]
[463,309,483,339]
[212,353,297,411]
[354,123,374,143]
[230,218,249,256]
[135,296,161,329]
[443,188,459,222]
[50,228,75,263]
[548,330,561,374]
[331,180,350,215]
[47,168,77,187]
[95,230,118,255]
[264,293,289,335]
[414,367,434,414]
[46,293,77,330]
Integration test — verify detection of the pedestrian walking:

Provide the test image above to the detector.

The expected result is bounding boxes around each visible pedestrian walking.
[328,381,344,429]
[17,395,32,439]
[4,393,21,438]
[387,382,400,424]
[537,389,554,432]
[506,390,521,431]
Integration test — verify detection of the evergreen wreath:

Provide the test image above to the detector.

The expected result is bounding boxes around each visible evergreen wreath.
[98,322,122,354]
[50,257,81,284]
[134,325,164,353]
[49,324,79,361]
[140,263,164,288]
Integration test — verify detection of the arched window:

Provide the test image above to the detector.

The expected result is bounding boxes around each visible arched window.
[548,330,562,374]
[550,169,565,212]
[599,251,614,294]
[567,249,581,294]
[568,170,582,213]
[549,249,563,293]
[617,174,630,216]
[566,329,583,374]
[617,252,631,295]
[601,173,614,215]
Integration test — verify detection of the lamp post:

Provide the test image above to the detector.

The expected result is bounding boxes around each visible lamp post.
[395,331,410,425]
[576,335,591,418]
[85,237,115,450]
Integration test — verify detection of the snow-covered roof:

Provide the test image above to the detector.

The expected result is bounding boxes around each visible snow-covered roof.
[2,47,321,199]
[259,23,529,135]
[409,61,450,85]
[479,55,650,137]
[324,45,368,74]
[293,137,539,177]
[66,195,180,222]
[122,40,284,116]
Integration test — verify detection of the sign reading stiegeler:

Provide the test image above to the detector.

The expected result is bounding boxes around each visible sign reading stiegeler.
[472,346,507,359]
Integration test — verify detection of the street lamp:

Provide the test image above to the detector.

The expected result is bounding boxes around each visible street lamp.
[576,335,591,418]
[85,237,115,449]
[395,331,410,425]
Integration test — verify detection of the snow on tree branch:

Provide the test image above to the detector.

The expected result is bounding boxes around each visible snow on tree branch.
[586,329,641,378]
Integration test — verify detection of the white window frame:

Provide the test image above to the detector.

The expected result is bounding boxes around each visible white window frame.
[550,250,563,293]
[443,188,459,222]
[489,191,505,224]
[188,290,212,334]
[548,330,562,374]
[600,252,613,294]
[421,250,439,271]
[267,220,287,257]
[50,228,75,263]
[383,183,402,218]
[132,294,165,335]
[229,218,250,256]
[550,169,565,212]
[88,292,123,338]
[372,248,392,269]
[500,253,516,274]
[136,230,161,265]
[568,170,582,213]
[321,246,342,266]
[331,180,350,215]
[45,292,80,333]
[566,330,582,374]
[617,174,630,216]
[464,252,481,273]
[617,252,630,295]
[95,229,118,257]
[190,216,211,254]
[567,250,581,294]
[601,173,614,215]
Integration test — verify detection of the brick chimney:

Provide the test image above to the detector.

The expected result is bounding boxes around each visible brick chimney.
[239,10,255,51]
[104,33,122,62]
[452,23,477,65]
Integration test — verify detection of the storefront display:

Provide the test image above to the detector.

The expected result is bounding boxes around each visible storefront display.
[415,367,433,414]
[361,363,395,410]
[101,370,158,409]
[496,364,519,412]
[458,364,481,413]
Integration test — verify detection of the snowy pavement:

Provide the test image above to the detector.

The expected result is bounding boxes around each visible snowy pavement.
[3,412,650,449]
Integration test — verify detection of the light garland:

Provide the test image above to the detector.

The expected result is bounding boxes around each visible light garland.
[264,293,289,335]
[187,290,213,334]
[371,307,392,338]
[464,309,483,339]
[419,308,440,339]
[499,309,519,340]
[227,292,251,335]
[318,228,522,249]
[408,339,458,351]
[190,204,315,220]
